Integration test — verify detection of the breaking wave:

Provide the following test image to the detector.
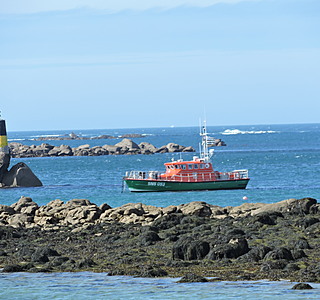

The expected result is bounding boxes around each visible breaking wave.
[221,129,277,135]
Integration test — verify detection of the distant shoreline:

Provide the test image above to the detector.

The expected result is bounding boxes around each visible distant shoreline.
[8,138,199,158]
[32,132,145,141]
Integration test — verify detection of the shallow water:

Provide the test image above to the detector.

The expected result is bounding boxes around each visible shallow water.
[0,272,319,300]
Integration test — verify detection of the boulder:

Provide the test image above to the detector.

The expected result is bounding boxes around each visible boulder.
[1,162,42,187]
[228,202,266,218]
[239,245,272,262]
[296,216,320,229]
[0,204,16,215]
[77,144,90,150]
[102,145,121,154]
[260,260,288,271]
[138,266,168,277]
[252,213,277,225]
[7,213,33,228]
[31,246,60,263]
[165,143,184,152]
[2,264,24,272]
[90,146,108,156]
[57,145,73,156]
[292,249,307,259]
[182,146,195,152]
[264,247,294,261]
[77,258,96,268]
[178,201,213,217]
[138,142,157,154]
[251,198,317,216]
[152,213,184,230]
[206,238,250,260]
[139,231,162,246]
[293,238,311,250]
[155,145,169,153]
[172,237,210,260]
[115,138,140,153]
[11,196,39,215]
[35,199,65,218]
[292,283,313,290]
[177,273,208,283]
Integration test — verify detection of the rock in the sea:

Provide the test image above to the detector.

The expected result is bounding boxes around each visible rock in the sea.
[115,138,140,154]
[9,138,196,157]
[292,283,313,290]
[138,142,157,154]
[177,273,208,283]
[2,264,25,272]
[138,266,168,277]
[1,162,42,187]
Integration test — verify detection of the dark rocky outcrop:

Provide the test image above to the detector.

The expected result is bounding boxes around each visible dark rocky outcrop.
[206,238,250,260]
[264,247,294,261]
[172,237,210,260]
[0,197,320,283]
[177,273,208,283]
[292,283,313,290]
[1,118,42,188]
[1,162,42,187]
[1,150,42,189]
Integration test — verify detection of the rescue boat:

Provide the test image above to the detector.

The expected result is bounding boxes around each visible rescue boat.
[123,122,250,192]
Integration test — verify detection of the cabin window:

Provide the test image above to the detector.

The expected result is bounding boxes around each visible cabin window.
[188,164,193,170]
[170,165,174,169]
[166,166,170,170]
[194,164,199,169]
[181,165,186,170]
[175,165,180,169]
[200,164,205,169]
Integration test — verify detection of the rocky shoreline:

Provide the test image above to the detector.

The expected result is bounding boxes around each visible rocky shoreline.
[9,138,197,158]
[1,196,320,283]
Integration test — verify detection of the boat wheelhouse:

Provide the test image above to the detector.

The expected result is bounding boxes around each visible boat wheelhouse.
[123,122,249,192]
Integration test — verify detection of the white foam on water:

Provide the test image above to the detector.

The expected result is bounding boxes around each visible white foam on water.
[221,129,277,135]
[31,134,62,138]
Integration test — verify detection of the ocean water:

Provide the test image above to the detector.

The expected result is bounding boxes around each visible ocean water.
[1,123,319,207]
[0,272,320,300]
[1,123,320,299]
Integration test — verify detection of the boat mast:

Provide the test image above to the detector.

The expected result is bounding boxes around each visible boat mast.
[200,120,210,162]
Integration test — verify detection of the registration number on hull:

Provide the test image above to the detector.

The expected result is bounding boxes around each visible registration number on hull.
[148,181,165,187]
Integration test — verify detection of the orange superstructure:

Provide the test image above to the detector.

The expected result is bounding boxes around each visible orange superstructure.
[160,158,219,182]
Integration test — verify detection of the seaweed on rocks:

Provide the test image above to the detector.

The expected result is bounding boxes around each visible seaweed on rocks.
[0,197,320,282]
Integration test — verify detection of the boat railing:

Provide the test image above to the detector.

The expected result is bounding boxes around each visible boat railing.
[168,171,248,182]
[125,171,161,180]
[232,169,249,179]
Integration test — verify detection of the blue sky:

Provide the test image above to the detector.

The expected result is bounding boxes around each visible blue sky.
[0,0,319,131]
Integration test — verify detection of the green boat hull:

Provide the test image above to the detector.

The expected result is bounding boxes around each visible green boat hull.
[124,179,250,192]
